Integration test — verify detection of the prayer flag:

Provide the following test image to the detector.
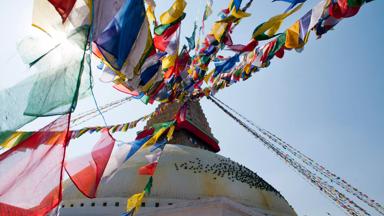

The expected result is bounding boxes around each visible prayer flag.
[285,21,301,49]
[144,177,153,194]
[126,192,145,215]
[48,0,77,22]
[214,54,240,77]
[65,129,115,198]
[227,39,258,52]
[211,22,229,42]
[125,136,152,161]
[0,131,33,150]
[203,0,213,21]
[252,4,303,39]
[185,22,197,50]
[94,0,153,82]
[159,0,187,25]
[138,162,158,176]
[0,115,71,216]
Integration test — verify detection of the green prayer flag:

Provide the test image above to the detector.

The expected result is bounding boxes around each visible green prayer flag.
[0,26,91,131]
[152,121,174,133]
[144,176,153,195]
[154,13,186,36]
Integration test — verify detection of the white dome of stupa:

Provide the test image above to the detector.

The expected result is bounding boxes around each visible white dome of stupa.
[62,144,296,216]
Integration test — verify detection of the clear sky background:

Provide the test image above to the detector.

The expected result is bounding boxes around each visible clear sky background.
[1,0,383,215]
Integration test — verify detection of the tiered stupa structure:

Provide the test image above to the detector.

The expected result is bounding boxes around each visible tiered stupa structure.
[61,101,296,216]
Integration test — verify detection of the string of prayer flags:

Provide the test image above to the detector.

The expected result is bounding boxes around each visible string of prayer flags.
[0,114,71,215]
[210,0,372,97]
[64,129,115,198]
[86,0,372,107]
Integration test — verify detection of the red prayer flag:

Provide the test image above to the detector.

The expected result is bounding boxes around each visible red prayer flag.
[113,84,140,96]
[0,115,71,216]
[154,22,181,52]
[138,162,158,176]
[136,128,155,140]
[48,0,77,23]
[329,0,360,19]
[65,129,115,198]
[228,39,258,53]
[275,46,285,58]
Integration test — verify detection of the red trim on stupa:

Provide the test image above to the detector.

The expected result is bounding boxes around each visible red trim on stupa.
[176,103,220,152]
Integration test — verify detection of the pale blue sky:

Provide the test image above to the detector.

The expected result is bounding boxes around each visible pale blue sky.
[1,0,383,215]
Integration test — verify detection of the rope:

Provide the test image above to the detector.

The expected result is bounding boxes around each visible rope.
[211,96,384,216]
[208,96,370,216]
[70,97,133,128]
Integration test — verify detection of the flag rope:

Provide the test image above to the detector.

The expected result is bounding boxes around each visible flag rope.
[211,95,384,215]
[208,96,371,216]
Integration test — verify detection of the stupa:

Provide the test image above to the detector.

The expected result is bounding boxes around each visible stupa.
[61,101,297,216]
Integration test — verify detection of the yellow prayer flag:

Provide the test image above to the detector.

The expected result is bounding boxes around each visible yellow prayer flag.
[146,6,156,23]
[204,70,214,83]
[0,132,29,149]
[162,54,177,70]
[230,8,251,19]
[159,0,187,25]
[167,125,175,141]
[285,20,301,49]
[126,192,145,214]
[253,4,303,38]
[142,127,168,148]
[227,0,235,10]
[211,22,229,42]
